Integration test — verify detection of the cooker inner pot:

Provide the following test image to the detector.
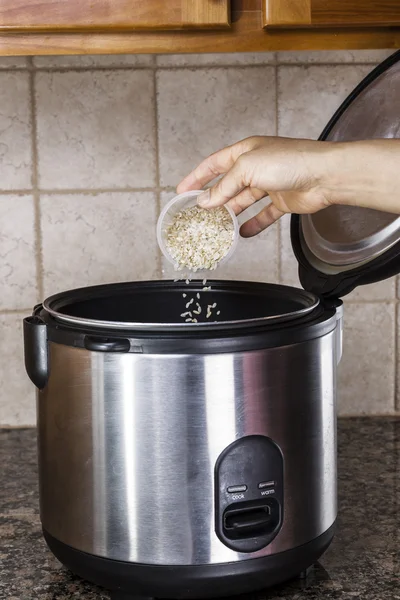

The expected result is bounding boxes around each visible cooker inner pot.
[43,281,319,330]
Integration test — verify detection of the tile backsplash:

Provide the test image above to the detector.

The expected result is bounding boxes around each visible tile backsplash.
[0,49,397,425]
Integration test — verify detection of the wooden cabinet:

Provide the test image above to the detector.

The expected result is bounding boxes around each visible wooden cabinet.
[264,0,400,28]
[0,0,230,33]
[0,0,399,56]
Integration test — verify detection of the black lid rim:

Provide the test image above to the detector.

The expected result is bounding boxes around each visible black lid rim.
[290,49,400,299]
[319,49,400,142]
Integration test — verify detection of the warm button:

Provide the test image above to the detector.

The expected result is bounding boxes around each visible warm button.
[258,481,275,490]
[227,485,247,493]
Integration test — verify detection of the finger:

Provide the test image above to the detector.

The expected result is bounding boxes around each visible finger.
[240,203,285,238]
[197,152,255,209]
[176,138,258,194]
[226,187,267,216]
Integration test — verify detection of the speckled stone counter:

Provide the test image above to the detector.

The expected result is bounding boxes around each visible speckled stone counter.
[1,419,399,600]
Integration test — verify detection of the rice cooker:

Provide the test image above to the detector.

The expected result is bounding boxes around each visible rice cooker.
[23,51,400,599]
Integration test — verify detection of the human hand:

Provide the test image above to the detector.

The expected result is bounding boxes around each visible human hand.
[177,136,334,237]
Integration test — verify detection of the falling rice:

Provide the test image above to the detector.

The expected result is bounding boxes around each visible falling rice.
[170,242,222,324]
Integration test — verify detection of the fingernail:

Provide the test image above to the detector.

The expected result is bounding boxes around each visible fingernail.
[198,189,210,207]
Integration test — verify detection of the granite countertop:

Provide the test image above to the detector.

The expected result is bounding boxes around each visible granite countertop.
[0,418,399,600]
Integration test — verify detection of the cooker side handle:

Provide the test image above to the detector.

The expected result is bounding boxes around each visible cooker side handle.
[23,316,49,389]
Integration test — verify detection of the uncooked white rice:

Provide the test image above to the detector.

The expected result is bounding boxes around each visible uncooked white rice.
[167,206,234,272]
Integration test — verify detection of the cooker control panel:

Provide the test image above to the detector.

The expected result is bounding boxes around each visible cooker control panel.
[214,435,283,553]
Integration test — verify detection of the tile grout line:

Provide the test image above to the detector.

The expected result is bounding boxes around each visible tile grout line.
[394,302,399,412]
[336,412,400,418]
[273,61,383,67]
[395,278,399,412]
[0,189,33,195]
[28,60,44,301]
[275,62,282,284]
[30,64,275,74]
[0,67,31,73]
[153,67,163,279]
[26,56,34,72]
[21,61,383,74]
[344,299,399,305]
[0,185,180,195]
[40,186,160,195]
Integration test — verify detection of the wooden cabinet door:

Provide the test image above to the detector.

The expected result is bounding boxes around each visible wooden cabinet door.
[264,0,400,27]
[0,0,230,33]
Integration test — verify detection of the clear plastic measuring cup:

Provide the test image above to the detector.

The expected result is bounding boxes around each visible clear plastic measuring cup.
[157,190,239,272]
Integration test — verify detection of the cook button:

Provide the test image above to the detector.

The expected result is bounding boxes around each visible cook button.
[227,485,247,493]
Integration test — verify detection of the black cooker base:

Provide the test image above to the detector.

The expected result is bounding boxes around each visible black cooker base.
[43,523,335,599]
[111,595,154,600]
[109,567,314,600]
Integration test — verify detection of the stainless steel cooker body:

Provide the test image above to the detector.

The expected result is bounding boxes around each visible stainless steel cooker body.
[36,320,340,567]
[22,52,400,597]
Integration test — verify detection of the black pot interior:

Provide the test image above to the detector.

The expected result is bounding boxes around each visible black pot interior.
[44,280,318,327]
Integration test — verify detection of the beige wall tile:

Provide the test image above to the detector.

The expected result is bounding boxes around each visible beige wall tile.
[0,57,28,69]
[36,70,156,189]
[156,53,276,67]
[160,192,279,283]
[347,278,396,302]
[218,200,279,283]
[338,303,395,415]
[215,231,279,283]
[33,54,154,68]
[0,314,36,426]
[0,72,32,190]
[0,195,38,310]
[157,67,276,187]
[277,49,393,64]
[278,65,373,139]
[41,192,159,297]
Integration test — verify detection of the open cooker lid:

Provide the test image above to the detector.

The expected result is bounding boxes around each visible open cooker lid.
[291,50,400,299]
